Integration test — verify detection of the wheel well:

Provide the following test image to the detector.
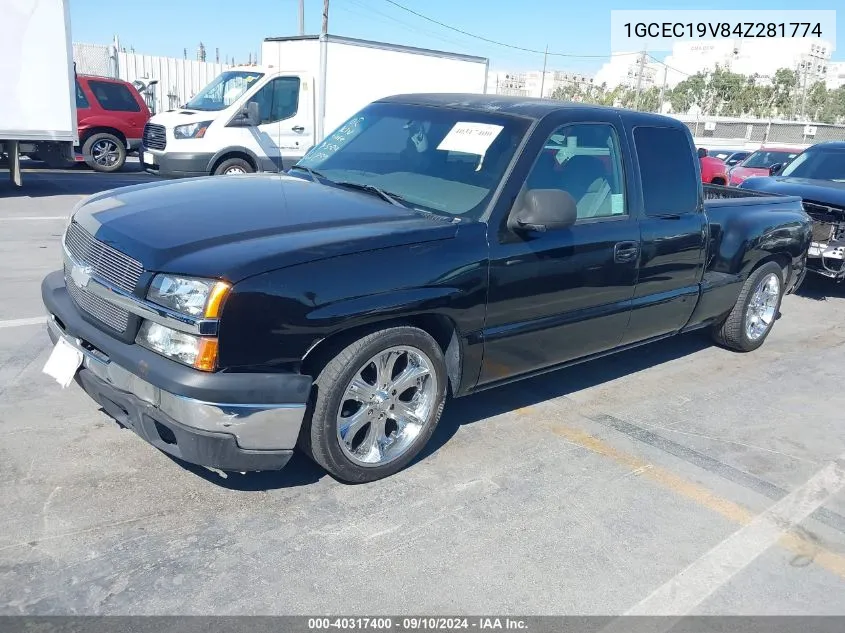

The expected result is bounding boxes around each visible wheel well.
[753,252,791,282]
[301,314,462,396]
[210,151,256,175]
[711,177,726,186]
[80,127,127,148]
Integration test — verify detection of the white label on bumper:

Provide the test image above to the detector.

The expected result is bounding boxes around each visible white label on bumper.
[42,338,83,388]
[141,151,156,165]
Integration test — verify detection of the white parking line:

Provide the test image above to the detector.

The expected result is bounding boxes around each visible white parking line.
[624,451,845,617]
[0,317,47,329]
[0,216,67,221]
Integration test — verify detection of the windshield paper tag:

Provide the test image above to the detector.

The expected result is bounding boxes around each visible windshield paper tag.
[437,122,504,156]
[611,194,625,215]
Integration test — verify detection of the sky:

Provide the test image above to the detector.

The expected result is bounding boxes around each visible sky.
[68,0,844,74]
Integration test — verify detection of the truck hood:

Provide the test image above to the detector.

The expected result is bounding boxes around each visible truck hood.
[739,176,845,208]
[72,174,459,282]
[148,108,223,127]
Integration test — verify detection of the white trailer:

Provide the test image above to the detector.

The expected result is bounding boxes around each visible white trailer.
[139,35,489,177]
[0,0,78,186]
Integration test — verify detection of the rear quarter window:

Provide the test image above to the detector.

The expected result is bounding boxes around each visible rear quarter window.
[634,126,699,216]
[87,80,141,112]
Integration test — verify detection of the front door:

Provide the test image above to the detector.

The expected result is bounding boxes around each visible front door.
[480,117,640,385]
[246,75,312,171]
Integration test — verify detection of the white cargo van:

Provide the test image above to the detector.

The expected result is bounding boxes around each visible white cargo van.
[140,35,489,177]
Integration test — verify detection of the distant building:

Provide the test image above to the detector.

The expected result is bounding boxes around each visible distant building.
[487,69,594,98]
[827,61,845,89]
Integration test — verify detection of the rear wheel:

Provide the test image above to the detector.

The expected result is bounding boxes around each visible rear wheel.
[302,326,447,483]
[712,261,784,352]
[83,133,126,172]
[213,157,254,176]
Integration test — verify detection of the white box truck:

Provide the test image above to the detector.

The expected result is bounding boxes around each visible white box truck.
[139,35,489,177]
[0,0,77,186]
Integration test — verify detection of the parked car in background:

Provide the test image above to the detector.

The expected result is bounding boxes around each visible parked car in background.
[728,147,801,186]
[43,96,811,482]
[74,75,151,172]
[708,149,750,167]
[698,147,728,185]
[740,141,845,281]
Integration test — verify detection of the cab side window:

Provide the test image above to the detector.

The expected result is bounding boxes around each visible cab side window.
[634,126,698,216]
[524,123,626,220]
[251,77,300,125]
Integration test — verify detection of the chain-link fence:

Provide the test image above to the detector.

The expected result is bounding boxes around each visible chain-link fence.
[674,115,845,148]
[72,42,116,78]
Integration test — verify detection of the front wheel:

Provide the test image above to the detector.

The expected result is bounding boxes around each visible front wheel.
[712,261,784,352]
[303,326,448,483]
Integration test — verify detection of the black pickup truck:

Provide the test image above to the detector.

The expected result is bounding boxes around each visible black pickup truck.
[41,95,812,483]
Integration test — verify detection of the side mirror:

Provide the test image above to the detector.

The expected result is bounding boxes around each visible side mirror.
[768,163,783,176]
[230,101,260,127]
[508,189,577,233]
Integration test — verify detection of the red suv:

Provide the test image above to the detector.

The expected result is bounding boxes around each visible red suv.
[74,75,151,172]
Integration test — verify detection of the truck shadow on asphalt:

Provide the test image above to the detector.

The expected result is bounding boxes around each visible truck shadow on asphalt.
[179,331,713,491]
[0,162,155,198]
[794,274,845,301]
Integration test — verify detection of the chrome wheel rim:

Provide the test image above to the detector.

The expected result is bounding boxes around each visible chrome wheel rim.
[336,346,437,467]
[91,139,120,167]
[224,166,246,174]
[745,273,780,341]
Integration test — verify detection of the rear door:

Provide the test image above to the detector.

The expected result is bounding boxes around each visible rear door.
[85,79,146,144]
[620,125,708,345]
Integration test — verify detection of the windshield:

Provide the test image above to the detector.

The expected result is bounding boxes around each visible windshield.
[185,71,264,111]
[780,148,845,181]
[740,150,799,169]
[292,102,530,219]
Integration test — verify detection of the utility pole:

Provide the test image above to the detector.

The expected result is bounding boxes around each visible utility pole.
[657,65,668,113]
[800,60,810,120]
[539,45,548,98]
[634,49,647,110]
[317,0,330,145]
[299,0,305,35]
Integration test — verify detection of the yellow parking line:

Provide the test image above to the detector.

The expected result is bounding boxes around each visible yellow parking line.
[549,423,845,579]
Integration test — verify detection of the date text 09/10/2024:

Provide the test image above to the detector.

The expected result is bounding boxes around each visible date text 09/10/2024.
[623,22,823,39]
[307,617,528,630]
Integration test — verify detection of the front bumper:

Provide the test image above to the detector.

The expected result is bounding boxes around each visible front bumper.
[140,146,211,178]
[42,272,313,471]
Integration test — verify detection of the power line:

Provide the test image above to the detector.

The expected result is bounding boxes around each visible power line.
[382,0,636,59]
[647,54,692,78]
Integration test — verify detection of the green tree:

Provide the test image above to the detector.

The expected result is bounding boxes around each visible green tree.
[771,68,798,117]
[670,72,707,114]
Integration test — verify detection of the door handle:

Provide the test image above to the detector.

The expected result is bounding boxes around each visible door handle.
[292,126,305,133]
[614,241,639,263]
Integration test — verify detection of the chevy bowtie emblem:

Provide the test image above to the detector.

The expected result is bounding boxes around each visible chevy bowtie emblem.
[70,263,93,288]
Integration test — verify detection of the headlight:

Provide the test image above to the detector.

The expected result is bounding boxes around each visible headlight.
[136,322,218,371]
[173,121,212,139]
[146,275,230,318]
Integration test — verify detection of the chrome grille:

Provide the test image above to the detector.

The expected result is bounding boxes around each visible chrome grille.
[64,262,130,332]
[64,222,143,293]
[142,123,167,150]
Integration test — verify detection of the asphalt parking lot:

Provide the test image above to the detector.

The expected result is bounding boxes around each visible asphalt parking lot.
[2,164,845,616]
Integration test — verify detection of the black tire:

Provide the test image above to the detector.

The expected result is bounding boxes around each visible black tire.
[302,326,448,483]
[712,261,784,352]
[83,133,127,173]
[213,157,254,176]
